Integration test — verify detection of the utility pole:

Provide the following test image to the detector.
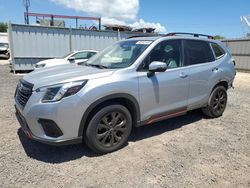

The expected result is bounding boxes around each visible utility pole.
[23,0,30,24]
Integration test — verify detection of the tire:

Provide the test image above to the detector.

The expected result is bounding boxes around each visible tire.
[85,104,132,154]
[202,86,227,118]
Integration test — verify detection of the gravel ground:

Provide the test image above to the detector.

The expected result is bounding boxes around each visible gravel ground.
[0,60,249,188]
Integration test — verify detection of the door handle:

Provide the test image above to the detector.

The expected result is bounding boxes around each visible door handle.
[179,72,188,78]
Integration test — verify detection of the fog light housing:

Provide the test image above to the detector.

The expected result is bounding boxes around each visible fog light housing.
[38,119,63,138]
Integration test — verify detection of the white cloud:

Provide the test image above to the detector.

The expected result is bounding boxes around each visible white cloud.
[101,17,126,26]
[50,0,166,33]
[130,19,166,33]
[51,0,138,22]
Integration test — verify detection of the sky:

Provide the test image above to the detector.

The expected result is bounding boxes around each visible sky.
[0,0,249,38]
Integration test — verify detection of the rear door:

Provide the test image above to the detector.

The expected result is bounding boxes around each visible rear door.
[138,39,189,123]
[184,39,217,109]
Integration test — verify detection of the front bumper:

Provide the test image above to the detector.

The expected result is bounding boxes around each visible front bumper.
[15,106,82,145]
[15,90,89,146]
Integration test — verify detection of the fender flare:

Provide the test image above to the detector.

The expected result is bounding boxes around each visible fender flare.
[210,79,229,94]
[78,93,140,137]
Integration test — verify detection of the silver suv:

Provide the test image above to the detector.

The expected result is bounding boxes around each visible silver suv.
[15,33,236,153]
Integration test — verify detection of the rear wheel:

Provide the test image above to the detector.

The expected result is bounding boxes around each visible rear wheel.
[85,104,132,154]
[202,86,227,118]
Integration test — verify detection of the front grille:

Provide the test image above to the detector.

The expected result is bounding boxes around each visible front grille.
[15,80,33,108]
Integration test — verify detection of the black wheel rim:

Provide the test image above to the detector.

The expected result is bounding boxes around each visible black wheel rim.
[96,111,127,147]
[212,89,226,114]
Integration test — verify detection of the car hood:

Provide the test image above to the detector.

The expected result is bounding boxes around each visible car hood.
[23,64,114,90]
[37,58,67,66]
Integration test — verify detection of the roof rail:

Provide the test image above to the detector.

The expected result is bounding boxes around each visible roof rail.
[165,32,214,39]
[127,34,162,39]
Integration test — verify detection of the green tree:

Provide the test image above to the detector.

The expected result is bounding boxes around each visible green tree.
[214,35,225,40]
[0,22,8,32]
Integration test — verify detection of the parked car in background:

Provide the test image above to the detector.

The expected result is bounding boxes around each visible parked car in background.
[0,43,10,59]
[34,50,98,69]
[15,33,236,154]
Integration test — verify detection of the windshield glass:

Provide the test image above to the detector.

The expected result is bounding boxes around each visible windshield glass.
[61,51,74,59]
[85,40,152,69]
[0,43,8,48]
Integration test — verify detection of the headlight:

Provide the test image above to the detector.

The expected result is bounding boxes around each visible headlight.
[37,80,87,103]
[35,64,45,68]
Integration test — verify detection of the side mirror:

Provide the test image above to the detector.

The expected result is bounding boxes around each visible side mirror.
[68,56,75,61]
[148,61,167,73]
[76,59,88,65]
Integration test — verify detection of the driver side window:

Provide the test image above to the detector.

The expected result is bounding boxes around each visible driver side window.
[141,40,182,70]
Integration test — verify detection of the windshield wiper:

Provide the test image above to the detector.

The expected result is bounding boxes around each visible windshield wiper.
[84,63,108,69]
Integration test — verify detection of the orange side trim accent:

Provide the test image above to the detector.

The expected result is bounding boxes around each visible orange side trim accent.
[147,109,187,124]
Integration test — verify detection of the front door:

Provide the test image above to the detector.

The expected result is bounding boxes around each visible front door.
[138,40,189,124]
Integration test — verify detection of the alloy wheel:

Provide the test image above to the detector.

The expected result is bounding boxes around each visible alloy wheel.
[212,89,226,114]
[96,111,128,147]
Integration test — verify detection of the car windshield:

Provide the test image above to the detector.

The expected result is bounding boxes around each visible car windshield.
[85,40,152,69]
[61,51,74,59]
[0,43,8,48]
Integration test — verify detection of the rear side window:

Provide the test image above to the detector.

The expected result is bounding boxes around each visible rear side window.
[211,43,225,59]
[184,40,214,65]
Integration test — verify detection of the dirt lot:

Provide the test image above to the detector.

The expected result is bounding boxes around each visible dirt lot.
[0,60,249,188]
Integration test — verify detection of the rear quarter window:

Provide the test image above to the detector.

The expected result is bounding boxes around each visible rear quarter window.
[211,43,225,59]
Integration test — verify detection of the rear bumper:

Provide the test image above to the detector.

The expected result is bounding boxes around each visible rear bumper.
[228,77,235,89]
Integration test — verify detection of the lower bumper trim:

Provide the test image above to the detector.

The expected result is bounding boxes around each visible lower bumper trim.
[31,135,83,146]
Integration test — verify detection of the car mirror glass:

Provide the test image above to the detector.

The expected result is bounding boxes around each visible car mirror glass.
[68,57,75,61]
[148,61,167,72]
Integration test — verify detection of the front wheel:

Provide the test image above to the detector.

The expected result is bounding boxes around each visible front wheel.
[85,104,132,154]
[202,86,227,118]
